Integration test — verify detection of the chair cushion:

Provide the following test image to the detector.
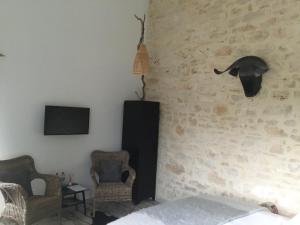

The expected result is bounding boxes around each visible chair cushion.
[95,182,131,195]
[27,196,59,210]
[97,160,122,182]
[0,169,33,196]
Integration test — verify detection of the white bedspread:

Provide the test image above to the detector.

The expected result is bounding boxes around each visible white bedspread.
[108,195,289,225]
[224,211,288,225]
[109,211,288,225]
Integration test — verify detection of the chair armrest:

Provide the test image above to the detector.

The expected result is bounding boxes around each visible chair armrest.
[90,167,99,187]
[0,183,27,224]
[0,182,28,204]
[124,167,136,187]
[36,174,61,197]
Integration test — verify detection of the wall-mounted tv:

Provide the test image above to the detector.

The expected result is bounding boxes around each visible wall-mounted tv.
[44,105,90,135]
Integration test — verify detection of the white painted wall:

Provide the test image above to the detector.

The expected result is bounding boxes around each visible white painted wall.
[0,0,149,195]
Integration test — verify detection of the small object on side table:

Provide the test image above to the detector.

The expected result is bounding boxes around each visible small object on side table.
[62,184,87,215]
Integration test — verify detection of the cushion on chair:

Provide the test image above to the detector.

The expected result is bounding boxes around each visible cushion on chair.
[97,160,122,182]
[0,169,33,196]
[27,196,59,209]
[95,182,131,195]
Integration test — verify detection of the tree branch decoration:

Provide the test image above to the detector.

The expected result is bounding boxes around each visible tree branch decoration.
[135,14,145,50]
[134,14,147,101]
[0,53,4,57]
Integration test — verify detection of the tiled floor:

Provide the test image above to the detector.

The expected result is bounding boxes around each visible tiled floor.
[93,200,158,218]
[33,209,92,225]
[0,209,91,225]
[1,200,158,225]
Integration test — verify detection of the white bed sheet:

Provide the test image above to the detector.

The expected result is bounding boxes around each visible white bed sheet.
[109,211,289,225]
[108,212,164,225]
[224,211,288,225]
[108,194,290,225]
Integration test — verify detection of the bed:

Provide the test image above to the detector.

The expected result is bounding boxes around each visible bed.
[108,194,299,225]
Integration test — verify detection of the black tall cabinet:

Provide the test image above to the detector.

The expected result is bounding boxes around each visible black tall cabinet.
[122,100,159,204]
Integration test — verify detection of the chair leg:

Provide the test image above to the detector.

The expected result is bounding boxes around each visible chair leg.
[93,199,96,217]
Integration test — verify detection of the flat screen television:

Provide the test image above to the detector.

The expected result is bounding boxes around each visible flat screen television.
[44,105,90,135]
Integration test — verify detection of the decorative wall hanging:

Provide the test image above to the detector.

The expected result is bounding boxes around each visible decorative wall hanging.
[133,14,150,101]
[214,56,269,97]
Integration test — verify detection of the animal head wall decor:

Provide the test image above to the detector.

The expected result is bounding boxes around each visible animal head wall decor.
[214,56,269,97]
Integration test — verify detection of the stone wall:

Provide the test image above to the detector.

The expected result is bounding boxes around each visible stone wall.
[146,0,300,215]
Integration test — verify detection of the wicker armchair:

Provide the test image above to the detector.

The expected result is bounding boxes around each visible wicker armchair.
[0,155,61,225]
[90,150,136,216]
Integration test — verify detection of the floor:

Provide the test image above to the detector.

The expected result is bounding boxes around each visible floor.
[31,200,158,225]
[93,200,158,218]
[34,208,92,225]
[1,209,92,225]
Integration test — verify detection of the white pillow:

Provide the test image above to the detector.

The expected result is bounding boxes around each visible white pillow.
[31,178,46,196]
[285,214,300,225]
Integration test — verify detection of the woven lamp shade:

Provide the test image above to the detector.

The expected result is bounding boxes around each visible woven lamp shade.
[133,44,149,75]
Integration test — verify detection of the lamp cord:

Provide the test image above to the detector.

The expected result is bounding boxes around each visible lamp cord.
[135,75,145,101]
[135,14,145,50]
[141,75,146,101]
[134,14,147,101]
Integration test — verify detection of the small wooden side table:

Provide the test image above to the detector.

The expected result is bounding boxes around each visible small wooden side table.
[62,185,87,215]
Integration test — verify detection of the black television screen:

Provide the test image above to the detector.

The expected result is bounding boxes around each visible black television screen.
[44,105,90,135]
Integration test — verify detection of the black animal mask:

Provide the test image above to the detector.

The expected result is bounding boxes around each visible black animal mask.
[214,56,269,97]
